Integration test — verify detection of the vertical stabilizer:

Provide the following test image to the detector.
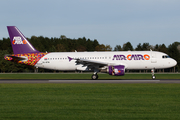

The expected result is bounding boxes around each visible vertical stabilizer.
[7,26,39,54]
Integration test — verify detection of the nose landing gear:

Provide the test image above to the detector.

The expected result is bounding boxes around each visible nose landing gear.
[151,69,156,80]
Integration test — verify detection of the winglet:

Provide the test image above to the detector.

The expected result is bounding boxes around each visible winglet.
[68,56,73,62]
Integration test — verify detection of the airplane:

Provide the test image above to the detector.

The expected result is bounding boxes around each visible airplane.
[4,26,177,80]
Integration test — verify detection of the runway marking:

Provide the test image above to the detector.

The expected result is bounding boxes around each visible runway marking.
[49,80,161,83]
[1,79,180,83]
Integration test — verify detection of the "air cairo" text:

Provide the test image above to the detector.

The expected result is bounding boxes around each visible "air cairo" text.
[112,54,150,60]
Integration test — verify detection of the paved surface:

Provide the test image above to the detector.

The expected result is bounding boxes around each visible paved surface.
[0,79,180,83]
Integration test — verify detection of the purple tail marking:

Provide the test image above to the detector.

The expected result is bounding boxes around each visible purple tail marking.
[7,26,40,54]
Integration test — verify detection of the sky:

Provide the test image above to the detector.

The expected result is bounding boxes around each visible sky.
[1,0,180,49]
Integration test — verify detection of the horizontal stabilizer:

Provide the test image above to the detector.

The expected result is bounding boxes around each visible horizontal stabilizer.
[5,55,28,61]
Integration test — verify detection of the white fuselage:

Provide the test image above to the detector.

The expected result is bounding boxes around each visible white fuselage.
[35,51,177,71]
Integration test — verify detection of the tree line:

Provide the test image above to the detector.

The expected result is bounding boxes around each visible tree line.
[0,35,180,72]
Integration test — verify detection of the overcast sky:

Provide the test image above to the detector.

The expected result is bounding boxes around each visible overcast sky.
[1,0,180,49]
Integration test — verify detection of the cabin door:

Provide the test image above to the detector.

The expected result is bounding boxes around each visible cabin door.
[151,52,157,63]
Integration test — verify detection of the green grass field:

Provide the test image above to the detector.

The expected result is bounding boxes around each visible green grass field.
[0,73,180,79]
[0,84,180,120]
[0,73,180,119]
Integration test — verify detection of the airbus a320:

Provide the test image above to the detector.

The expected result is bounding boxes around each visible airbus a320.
[5,26,177,79]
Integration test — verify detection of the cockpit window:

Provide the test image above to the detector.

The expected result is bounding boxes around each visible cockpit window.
[162,55,170,58]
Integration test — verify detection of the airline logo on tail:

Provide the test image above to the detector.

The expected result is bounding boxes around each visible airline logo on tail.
[12,36,27,45]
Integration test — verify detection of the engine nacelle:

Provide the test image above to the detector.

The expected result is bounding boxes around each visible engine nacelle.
[109,65,125,76]
[101,65,125,76]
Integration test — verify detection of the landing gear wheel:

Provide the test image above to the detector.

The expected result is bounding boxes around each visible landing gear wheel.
[152,75,156,80]
[91,74,98,80]
[151,68,156,80]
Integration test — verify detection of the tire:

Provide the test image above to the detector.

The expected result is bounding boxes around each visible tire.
[91,74,98,80]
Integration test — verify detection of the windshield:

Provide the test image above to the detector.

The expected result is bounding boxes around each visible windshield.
[162,55,170,58]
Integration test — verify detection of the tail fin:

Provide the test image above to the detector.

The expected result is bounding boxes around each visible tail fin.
[7,26,40,54]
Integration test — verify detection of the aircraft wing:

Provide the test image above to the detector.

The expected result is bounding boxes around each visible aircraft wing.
[68,56,120,68]
[76,58,108,67]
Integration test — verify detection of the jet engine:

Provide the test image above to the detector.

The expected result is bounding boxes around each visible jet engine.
[101,65,125,76]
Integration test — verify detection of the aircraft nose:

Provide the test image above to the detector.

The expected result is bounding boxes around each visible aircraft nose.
[172,59,177,66]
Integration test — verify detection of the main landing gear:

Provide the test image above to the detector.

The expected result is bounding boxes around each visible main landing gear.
[91,72,98,80]
[151,68,156,80]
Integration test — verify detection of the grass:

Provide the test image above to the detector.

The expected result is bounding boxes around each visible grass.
[0,73,180,79]
[0,84,180,119]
